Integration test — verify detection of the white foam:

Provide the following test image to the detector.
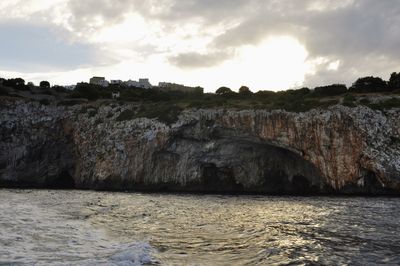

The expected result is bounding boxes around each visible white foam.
[109,242,156,266]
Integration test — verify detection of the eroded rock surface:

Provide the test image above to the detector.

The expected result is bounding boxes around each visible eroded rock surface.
[1,99,399,194]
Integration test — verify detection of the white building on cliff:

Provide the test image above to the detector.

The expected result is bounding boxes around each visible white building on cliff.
[125,78,152,89]
[89,77,109,87]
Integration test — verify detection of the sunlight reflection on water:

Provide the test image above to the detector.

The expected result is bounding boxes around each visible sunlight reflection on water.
[0,189,399,265]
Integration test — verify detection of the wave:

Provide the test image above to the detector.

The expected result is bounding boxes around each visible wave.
[108,242,158,266]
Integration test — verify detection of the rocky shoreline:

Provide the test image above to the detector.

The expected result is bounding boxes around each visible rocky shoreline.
[1,98,399,195]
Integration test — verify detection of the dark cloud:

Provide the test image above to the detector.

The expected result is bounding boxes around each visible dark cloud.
[65,0,258,32]
[169,50,233,68]
[151,0,256,23]
[162,0,400,86]
[302,0,400,86]
[66,0,135,32]
[0,20,106,72]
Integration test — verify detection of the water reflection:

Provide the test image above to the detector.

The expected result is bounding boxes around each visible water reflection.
[0,190,399,265]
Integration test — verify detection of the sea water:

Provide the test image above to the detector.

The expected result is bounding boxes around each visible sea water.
[0,189,399,265]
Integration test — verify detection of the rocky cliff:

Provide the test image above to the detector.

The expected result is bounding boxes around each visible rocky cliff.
[1,98,399,194]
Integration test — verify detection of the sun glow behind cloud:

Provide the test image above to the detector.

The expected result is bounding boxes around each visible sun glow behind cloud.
[89,36,311,92]
[114,31,311,90]
[156,36,311,91]
[2,30,312,92]
[230,37,311,90]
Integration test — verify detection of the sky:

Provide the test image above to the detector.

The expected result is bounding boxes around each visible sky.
[0,0,399,92]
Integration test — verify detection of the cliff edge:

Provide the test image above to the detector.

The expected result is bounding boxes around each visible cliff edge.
[1,98,399,194]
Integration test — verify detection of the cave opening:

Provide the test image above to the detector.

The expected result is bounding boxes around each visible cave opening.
[349,170,388,194]
[46,170,75,189]
[292,175,311,194]
[201,163,244,192]
[198,138,322,194]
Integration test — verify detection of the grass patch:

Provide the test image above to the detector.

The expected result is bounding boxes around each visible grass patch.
[368,98,400,110]
[272,99,339,112]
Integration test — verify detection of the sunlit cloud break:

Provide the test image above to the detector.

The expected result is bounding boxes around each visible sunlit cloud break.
[0,0,399,92]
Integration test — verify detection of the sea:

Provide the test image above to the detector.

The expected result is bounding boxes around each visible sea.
[0,189,399,265]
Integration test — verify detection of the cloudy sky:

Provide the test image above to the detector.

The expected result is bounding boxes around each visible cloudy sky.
[0,0,399,92]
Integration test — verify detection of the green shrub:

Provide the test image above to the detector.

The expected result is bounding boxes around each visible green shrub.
[359,98,370,105]
[290,87,311,96]
[136,104,183,124]
[313,84,347,96]
[88,109,97,117]
[3,78,28,90]
[52,86,69,93]
[216,87,233,94]
[71,83,110,100]
[41,89,53,95]
[343,94,356,107]
[0,86,8,96]
[116,109,136,121]
[389,72,400,91]
[349,76,388,93]
[276,99,338,112]
[239,86,252,95]
[369,98,400,110]
[255,90,276,97]
[390,136,400,145]
[40,81,50,89]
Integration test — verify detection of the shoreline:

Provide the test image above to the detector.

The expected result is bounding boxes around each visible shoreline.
[1,185,399,197]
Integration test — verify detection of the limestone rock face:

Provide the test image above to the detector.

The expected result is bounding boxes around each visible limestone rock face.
[0,100,74,188]
[1,99,399,194]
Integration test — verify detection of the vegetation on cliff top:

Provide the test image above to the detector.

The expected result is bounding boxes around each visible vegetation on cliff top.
[1,73,400,115]
[116,104,183,124]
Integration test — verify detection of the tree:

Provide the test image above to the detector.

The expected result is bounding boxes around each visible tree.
[71,83,106,100]
[216,86,232,94]
[284,87,311,97]
[313,84,347,96]
[40,81,50,89]
[3,78,26,90]
[296,87,311,95]
[349,76,388,93]
[53,85,68,93]
[239,86,252,95]
[255,90,276,98]
[389,72,400,91]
